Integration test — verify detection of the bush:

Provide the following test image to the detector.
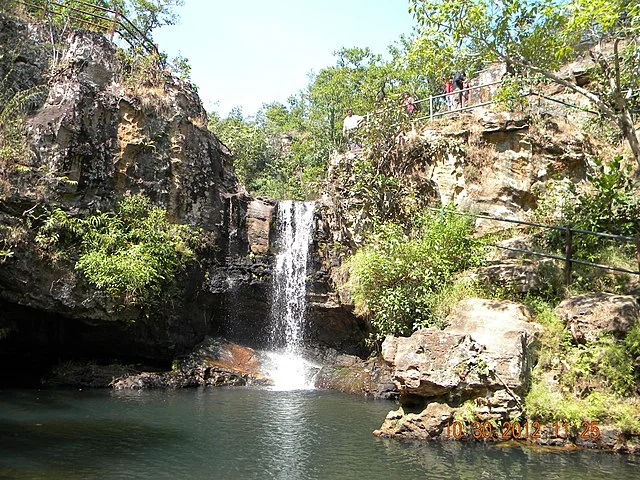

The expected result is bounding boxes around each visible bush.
[535,157,639,252]
[525,381,640,433]
[532,156,639,291]
[348,209,484,345]
[35,194,199,309]
[562,335,635,396]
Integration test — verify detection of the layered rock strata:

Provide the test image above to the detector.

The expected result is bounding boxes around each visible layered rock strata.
[374,298,542,440]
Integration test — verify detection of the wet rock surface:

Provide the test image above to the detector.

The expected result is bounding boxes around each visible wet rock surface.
[47,337,271,389]
[314,355,397,399]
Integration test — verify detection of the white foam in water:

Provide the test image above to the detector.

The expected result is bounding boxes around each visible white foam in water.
[262,351,320,391]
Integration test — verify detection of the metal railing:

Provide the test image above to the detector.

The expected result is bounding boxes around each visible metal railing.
[363,78,601,129]
[426,207,640,285]
[12,0,160,57]
[412,80,503,122]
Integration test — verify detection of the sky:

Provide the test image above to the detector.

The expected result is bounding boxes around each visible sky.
[153,0,416,118]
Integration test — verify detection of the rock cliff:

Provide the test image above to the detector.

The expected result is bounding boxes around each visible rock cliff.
[0,14,365,383]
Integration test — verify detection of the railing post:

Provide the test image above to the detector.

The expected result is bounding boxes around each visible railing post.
[564,225,573,285]
[429,96,433,121]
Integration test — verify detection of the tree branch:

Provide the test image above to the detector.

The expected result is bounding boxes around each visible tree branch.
[501,52,619,121]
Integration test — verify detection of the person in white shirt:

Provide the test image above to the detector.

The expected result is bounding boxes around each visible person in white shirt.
[342,108,364,150]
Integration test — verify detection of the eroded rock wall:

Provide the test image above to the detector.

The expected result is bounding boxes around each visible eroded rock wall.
[0,15,287,368]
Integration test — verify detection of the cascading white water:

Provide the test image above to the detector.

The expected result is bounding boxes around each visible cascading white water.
[264,200,319,390]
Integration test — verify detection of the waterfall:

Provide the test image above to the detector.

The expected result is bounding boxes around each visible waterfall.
[264,200,318,390]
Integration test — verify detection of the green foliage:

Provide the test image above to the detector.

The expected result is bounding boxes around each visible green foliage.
[492,74,529,112]
[117,48,166,90]
[525,381,640,433]
[454,400,479,425]
[0,42,49,194]
[532,156,639,290]
[169,53,191,80]
[625,323,640,359]
[408,0,640,162]
[207,38,459,200]
[525,295,640,434]
[348,209,484,345]
[35,194,199,308]
[562,335,635,396]
[574,156,639,237]
[10,0,183,39]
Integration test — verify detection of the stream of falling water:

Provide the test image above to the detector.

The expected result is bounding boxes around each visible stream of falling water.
[264,200,319,390]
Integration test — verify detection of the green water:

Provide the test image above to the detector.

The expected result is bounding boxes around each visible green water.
[0,388,637,479]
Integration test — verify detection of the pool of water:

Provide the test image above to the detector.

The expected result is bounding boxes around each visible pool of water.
[0,388,638,479]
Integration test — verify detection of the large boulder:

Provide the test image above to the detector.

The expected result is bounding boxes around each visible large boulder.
[479,260,542,293]
[374,402,455,440]
[314,355,397,399]
[555,292,640,343]
[376,298,543,439]
[445,298,542,391]
[382,298,542,398]
[381,329,486,397]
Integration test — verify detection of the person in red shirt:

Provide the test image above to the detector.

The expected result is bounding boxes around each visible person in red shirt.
[444,76,454,111]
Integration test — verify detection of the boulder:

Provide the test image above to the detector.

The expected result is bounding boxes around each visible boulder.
[555,292,640,343]
[479,261,541,293]
[376,298,543,440]
[445,298,542,392]
[381,329,487,397]
[110,337,271,389]
[314,356,397,399]
[374,403,455,440]
[382,298,542,399]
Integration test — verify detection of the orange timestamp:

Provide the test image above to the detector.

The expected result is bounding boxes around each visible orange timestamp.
[444,420,601,440]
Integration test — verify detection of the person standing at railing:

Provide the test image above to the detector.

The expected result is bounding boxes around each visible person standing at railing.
[342,108,364,151]
[454,71,467,108]
[403,92,416,117]
[444,76,454,111]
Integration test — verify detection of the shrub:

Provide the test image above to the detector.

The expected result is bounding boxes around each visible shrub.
[493,74,529,112]
[532,156,639,291]
[525,381,640,433]
[561,335,635,396]
[348,209,484,345]
[35,194,199,309]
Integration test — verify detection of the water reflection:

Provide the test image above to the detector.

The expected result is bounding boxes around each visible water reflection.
[0,388,637,480]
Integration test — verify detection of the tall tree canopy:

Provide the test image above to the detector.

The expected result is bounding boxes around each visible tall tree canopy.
[408,0,640,163]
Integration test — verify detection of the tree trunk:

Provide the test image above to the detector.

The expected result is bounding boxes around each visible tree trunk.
[617,109,640,164]
[503,53,640,166]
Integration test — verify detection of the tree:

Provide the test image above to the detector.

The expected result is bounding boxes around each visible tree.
[208,108,275,194]
[6,0,183,38]
[408,0,640,164]
[120,0,184,38]
[307,47,392,148]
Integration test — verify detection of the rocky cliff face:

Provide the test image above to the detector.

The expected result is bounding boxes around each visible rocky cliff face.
[0,14,367,379]
[0,14,244,370]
